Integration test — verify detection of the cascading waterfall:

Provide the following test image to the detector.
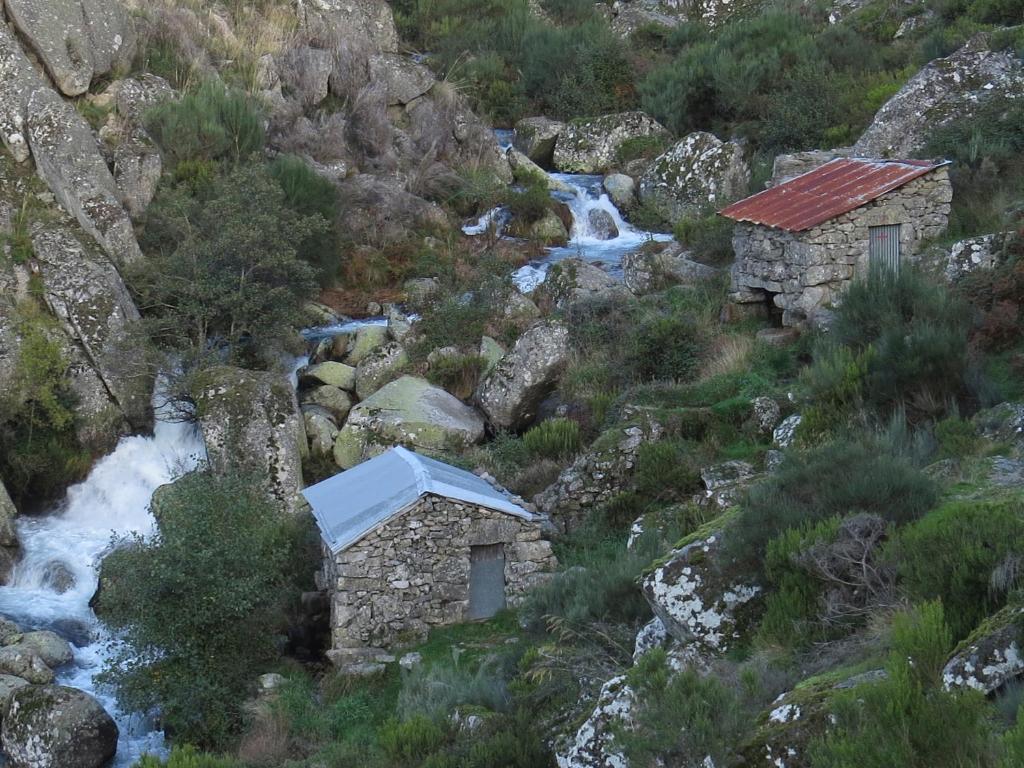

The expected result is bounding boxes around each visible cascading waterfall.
[0,392,207,766]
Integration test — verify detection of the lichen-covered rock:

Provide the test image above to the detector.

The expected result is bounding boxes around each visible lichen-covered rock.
[621,241,718,295]
[302,361,357,391]
[0,675,28,709]
[0,646,54,685]
[854,38,1024,158]
[0,483,20,584]
[633,616,669,662]
[479,336,505,377]
[4,0,135,97]
[697,460,758,509]
[2,631,73,669]
[773,414,802,448]
[346,324,390,366]
[476,321,570,431]
[943,233,1004,282]
[303,405,340,455]
[193,366,306,512]
[587,209,619,240]
[0,23,40,163]
[943,603,1024,695]
[26,87,141,266]
[513,209,568,246]
[988,456,1024,487]
[639,132,749,222]
[303,385,353,423]
[536,418,664,531]
[752,396,781,436]
[973,402,1024,453]
[513,116,564,167]
[297,0,400,53]
[368,53,436,106]
[541,259,628,309]
[641,512,760,652]
[354,341,409,399]
[2,685,118,768]
[556,675,634,768]
[343,376,486,461]
[553,112,668,174]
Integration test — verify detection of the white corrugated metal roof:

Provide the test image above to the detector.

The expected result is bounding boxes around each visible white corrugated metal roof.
[303,446,533,553]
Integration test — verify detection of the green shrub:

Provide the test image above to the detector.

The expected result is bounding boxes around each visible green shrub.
[521,418,582,460]
[673,212,736,265]
[134,746,241,767]
[460,715,555,768]
[146,80,264,169]
[0,303,91,508]
[809,603,996,768]
[269,154,341,283]
[731,437,936,564]
[398,660,511,722]
[756,516,843,647]
[98,471,308,748]
[626,313,702,383]
[619,648,749,767]
[504,179,552,223]
[934,416,979,458]
[805,268,970,424]
[634,440,701,501]
[379,716,450,764]
[891,498,1024,639]
[615,135,671,164]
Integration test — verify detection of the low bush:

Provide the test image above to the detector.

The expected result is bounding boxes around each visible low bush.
[379,716,450,765]
[135,746,241,768]
[634,440,702,502]
[809,603,997,768]
[427,354,486,401]
[503,179,552,223]
[269,154,341,284]
[619,648,749,767]
[673,212,736,266]
[731,436,936,565]
[625,313,703,383]
[521,418,582,461]
[891,498,1024,639]
[146,80,264,169]
[397,659,511,721]
[934,415,979,458]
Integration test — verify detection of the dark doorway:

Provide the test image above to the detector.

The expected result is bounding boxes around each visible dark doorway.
[468,544,506,620]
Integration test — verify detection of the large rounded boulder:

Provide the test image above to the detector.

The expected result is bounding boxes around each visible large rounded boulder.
[553,111,668,174]
[2,685,118,768]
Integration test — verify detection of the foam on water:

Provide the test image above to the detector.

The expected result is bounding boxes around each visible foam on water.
[0,393,206,766]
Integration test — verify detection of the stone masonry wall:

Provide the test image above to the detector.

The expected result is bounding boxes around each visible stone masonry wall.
[324,494,556,665]
[729,167,952,326]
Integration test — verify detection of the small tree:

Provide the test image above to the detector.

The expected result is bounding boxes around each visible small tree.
[131,163,323,363]
[98,471,305,748]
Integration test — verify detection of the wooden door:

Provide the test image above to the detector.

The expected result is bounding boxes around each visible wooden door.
[468,544,506,620]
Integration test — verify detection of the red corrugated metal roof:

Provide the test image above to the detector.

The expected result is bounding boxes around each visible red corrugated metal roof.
[719,158,948,232]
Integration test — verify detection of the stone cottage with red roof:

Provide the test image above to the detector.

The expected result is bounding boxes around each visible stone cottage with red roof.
[721,158,952,327]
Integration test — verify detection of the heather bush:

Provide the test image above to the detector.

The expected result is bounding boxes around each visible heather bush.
[891,498,1024,639]
[269,153,341,283]
[521,418,582,461]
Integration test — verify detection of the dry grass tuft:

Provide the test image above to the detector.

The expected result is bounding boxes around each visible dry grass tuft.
[699,333,754,381]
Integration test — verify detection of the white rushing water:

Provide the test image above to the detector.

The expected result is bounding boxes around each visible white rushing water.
[0,394,207,766]
[463,131,671,291]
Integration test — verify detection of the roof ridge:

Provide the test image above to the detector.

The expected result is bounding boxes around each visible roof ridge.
[392,445,430,495]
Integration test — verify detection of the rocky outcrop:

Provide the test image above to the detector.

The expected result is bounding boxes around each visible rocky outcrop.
[556,675,634,768]
[0,484,20,584]
[296,0,400,53]
[4,0,135,97]
[943,603,1024,695]
[622,241,718,295]
[336,175,448,245]
[354,341,409,399]
[697,459,758,510]
[476,321,570,431]
[369,53,436,106]
[854,39,1024,158]
[336,376,486,467]
[2,685,118,768]
[553,112,668,174]
[943,233,1004,282]
[638,131,749,222]
[541,259,628,309]
[513,116,564,167]
[641,512,761,652]
[193,366,307,512]
[536,418,664,532]
[769,148,853,186]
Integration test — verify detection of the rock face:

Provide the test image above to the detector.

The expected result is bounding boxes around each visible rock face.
[297,0,400,53]
[513,116,564,167]
[541,259,627,309]
[639,132,750,222]
[354,342,409,399]
[622,241,718,295]
[193,366,306,512]
[943,233,1003,282]
[536,418,664,532]
[602,173,636,210]
[854,39,1024,158]
[2,685,118,768]
[4,0,135,97]
[336,175,448,246]
[943,603,1024,695]
[553,112,669,174]
[641,514,761,652]
[339,376,485,466]
[0,483,20,584]
[476,321,570,431]
[697,460,759,510]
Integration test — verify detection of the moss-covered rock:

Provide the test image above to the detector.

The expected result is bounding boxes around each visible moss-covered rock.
[943,602,1024,695]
